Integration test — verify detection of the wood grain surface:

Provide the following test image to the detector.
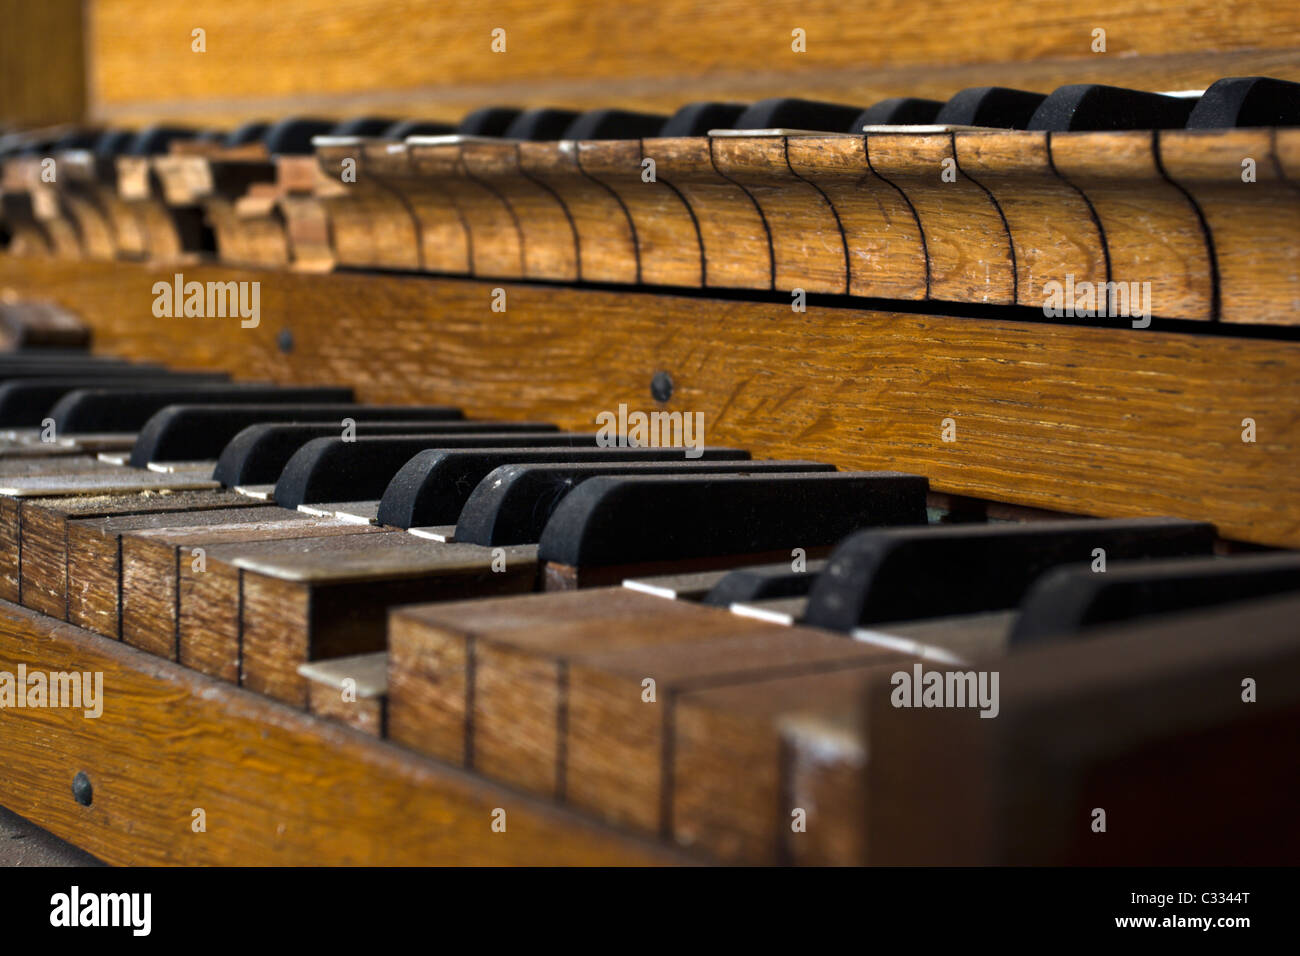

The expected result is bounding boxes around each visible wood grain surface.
[81,1,1300,126]
[66,505,279,638]
[0,0,84,125]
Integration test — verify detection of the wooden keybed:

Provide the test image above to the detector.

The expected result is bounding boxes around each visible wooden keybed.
[1,0,1299,867]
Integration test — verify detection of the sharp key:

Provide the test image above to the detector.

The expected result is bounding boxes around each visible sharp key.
[934,86,1048,129]
[456,458,836,546]
[376,445,753,529]
[212,420,558,487]
[49,383,355,434]
[537,471,928,588]
[1010,551,1300,645]
[1186,75,1300,128]
[803,517,1217,632]
[130,402,464,467]
[1028,84,1196,131]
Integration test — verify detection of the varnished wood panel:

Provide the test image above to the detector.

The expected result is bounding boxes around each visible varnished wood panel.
[83,1,1300,126]
[0,0,85,125]
[0,600,690,865]
[1,257,1297,547]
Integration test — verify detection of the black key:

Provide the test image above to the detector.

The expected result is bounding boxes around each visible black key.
[263,118,336,155]
[0,375,231,428]
[659,102,749,137]
[803,518,1217,632]
[0,362,171,382]
[129,403,465,467]
[385,120,456,139]
[563,109,668,140]
[702,559,829,606]
[934,87,1048,129]
[458,107,524,137]
[93,129,137,158]
[10,135,57,158]
[223,122,270,148]
[502,109,582,141]
[851,97,946,129]
[48,384,355,433]
[1010,553,1300,645]
[1028,85,1196,131]
[16,140,60,158]
[330,117,398,137]
[275,434,603,508]
[52,129,102,151]
[128,126,198,156]
[1186,76,1300,129]
[456,458,827,545]
[457,459,831,544]
[377,447,758,529]
[0,349,131,363]
[212,421,558,487]
[733,97,864,132]
[538,472,929,570]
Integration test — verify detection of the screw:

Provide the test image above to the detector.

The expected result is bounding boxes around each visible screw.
[277,328,294,353]
[650,370,673,403]
[72,772,92,807]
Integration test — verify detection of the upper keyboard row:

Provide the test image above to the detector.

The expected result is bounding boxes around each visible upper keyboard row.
[6,76,1300,158]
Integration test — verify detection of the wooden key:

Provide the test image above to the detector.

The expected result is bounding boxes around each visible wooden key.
[0,455,124,477]
[388,588,736,765]
[0,300,90,351]
[68,503,277,637]
[1050,130,1214,320]
[778,705,867,866]
[670,666,906,863]
[119,510,385,657]
[710,135,851,295]
[0,469,218,499]
[386,586,910,863]
[577,139,703,288]
[184,533,537,703]
[3,488,252,613]
[300,652,388,736]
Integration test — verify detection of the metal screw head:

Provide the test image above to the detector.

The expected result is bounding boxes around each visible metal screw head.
[650,370,674,403]
[71,772,92,806]
[277,328,294,353]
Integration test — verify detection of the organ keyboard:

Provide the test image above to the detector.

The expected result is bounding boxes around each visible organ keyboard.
[1,0,1299,871]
